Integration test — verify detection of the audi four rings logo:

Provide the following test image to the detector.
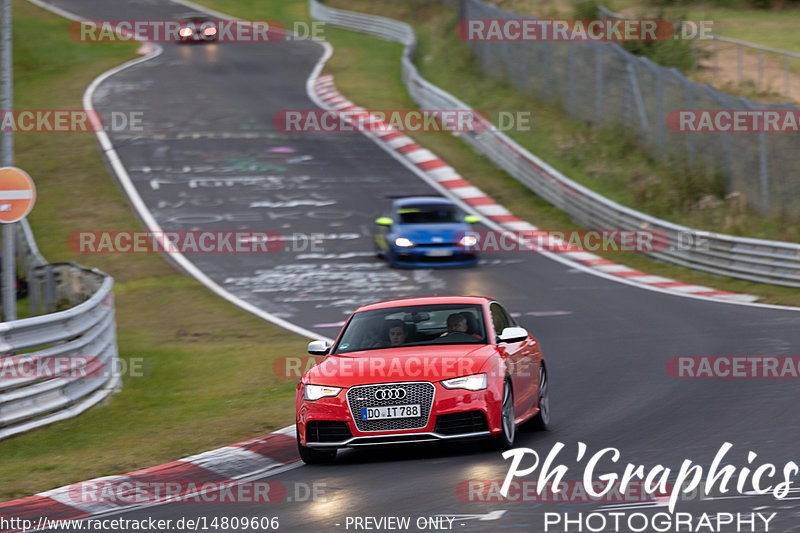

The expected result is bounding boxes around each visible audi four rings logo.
[374,388,407,401]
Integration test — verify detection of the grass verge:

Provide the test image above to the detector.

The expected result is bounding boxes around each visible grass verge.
[0,0,307,500]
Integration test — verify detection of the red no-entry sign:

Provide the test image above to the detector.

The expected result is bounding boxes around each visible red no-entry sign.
[0,167,36,223]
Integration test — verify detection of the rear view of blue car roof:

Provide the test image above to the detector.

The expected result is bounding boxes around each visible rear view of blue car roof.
[393,196,454,207]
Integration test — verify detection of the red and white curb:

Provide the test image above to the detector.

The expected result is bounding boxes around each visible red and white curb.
[0,426,298,532]
[312,74,757,304]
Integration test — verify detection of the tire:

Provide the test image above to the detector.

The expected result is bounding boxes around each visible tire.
[491,379,516,450]
[528,366,550,431]
[374,240,385,259]
[297,426,337,465]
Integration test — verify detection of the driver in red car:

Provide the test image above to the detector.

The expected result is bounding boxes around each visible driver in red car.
[440,313,481,339]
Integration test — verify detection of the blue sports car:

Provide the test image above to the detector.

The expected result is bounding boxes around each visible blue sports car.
[373,196,480,268]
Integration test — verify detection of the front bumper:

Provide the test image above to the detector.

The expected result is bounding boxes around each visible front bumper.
[388,246,477,268]
[297,381,502,448]
[305,430,491,448]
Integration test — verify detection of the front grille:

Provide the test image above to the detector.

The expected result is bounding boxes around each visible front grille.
[350,434,439,445]
[306,421,353,443]
[435,410,489,435]
[347,382,435,432]
[396,253,474,263]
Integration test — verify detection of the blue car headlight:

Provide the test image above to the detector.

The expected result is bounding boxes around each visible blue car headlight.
[459,235,478,247]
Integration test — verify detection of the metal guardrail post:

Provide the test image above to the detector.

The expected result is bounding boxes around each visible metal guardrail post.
[685,78,694,167]
[544,40,551,97]
[737,44,743,85]
[713,38,718,78]
[759,129,769,215]
[594,45,603,125]
[784,56,790,97]
[568,41,575,115]
[655,65,664,148]
[28,266,41,316]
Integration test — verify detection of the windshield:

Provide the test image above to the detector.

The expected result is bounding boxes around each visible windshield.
[333,303,487,354]
[397,205,460,224]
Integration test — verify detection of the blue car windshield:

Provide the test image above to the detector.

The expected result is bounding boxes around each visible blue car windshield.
[333,304,488,354]
[398,205,460,224]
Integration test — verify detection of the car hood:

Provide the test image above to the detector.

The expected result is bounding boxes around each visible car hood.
[303,344,494,387]
[394,223,470,245]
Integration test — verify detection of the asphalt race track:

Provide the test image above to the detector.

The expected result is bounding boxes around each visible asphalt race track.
[28,0,800,531]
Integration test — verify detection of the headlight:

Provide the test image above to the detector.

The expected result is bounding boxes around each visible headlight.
[179,27,194,37]
[441,373,487,391]
[304,384,342,401]
[395,237,414,247]
[459,235,478,247]
[203,26,217,36]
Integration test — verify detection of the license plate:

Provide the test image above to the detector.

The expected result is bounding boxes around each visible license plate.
[425,249,453,257]
[361,404,422,420]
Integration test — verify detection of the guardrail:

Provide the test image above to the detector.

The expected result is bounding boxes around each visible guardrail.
[310,0,800,288]
[0,266,118,440]
[0,224,119,440]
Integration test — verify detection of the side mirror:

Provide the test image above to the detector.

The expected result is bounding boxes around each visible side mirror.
[497,326,528,344]
[307,340,332,356]
[464,215,481,224]
[375,217,393,226]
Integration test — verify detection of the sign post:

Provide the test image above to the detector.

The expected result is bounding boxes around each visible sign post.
[0,167,35,321]
[1,0,15,322]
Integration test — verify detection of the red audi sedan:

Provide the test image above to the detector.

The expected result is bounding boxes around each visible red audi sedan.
[295,296,550,463]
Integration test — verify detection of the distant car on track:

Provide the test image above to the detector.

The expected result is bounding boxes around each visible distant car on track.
[176,14,218,42]
[295,295,550,464]
[373,196,480,268]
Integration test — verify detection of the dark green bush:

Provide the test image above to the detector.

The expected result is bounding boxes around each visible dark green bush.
[573,0,600,19]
